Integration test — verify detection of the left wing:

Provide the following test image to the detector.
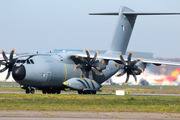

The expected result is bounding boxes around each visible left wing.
[68,50,180,84]
[68,51,180,66]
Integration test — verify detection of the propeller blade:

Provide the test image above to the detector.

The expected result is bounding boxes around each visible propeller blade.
[90,50,98,64]
[88,70,93,80]
[92,61,102,67]
[131,66,144,73]
[0,61,6,65]
[75,55,88,63]
[2,50,8,62]
[74,64,84,71]
[98,60,106,70]
[130,58,142,67]
[137,67,144,73]
[128,51,133,65]
[4,69,11,81]
[124,73,130,85]
[80,72,84,80]
[0,67,7,73]
[12,58,18,64]
[131,70,137,83]
[85,48,90,62]
[80,69,86,80]
[113,63,124,69]
[119,53,126,65]
[10,49,15,61]
[116,70,126,77]
[75,48,105,80]
[91,67,103,75]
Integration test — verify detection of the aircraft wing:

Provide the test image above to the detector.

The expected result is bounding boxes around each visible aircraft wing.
[68,52,180,66]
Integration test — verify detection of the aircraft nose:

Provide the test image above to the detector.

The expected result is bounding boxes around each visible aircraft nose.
[12,65,26,80]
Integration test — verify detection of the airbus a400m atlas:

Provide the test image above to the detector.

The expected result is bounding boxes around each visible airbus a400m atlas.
[1,6,180,94]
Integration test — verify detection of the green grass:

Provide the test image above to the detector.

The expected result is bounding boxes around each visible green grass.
[0,94,180,112]
[99,85,180,94]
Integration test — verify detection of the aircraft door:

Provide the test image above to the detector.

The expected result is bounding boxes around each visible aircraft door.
[43,72,51,85]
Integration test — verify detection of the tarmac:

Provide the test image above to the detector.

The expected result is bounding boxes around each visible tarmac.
[0,110,180,120]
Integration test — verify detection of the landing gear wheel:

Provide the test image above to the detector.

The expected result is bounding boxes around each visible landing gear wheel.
[26,89,30,94]
[92,91,96,94]
[78,91,83,94]
[42,90,46,94]
[57,90,61,94]
[30,89,35,94]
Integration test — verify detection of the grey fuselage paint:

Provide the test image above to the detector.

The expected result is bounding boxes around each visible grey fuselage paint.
[14,52,119,89]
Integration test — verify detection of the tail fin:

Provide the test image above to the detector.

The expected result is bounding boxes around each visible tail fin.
[171,68,180,77]
[90,6,180,55]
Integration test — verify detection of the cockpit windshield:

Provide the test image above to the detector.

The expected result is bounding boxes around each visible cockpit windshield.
[16,59,34,64]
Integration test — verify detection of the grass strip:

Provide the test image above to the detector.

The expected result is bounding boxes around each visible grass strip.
[0,94,180,112]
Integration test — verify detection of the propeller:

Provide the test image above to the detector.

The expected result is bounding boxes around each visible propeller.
[113,51,143,85]
[74,48,105,80]
[0,49,17,81]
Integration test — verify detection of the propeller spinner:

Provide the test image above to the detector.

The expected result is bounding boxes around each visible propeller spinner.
[0,49,17,81]
[113,51,143,85]
[74,48,105,80]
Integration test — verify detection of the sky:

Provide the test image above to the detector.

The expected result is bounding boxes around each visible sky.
[0,0,180,58]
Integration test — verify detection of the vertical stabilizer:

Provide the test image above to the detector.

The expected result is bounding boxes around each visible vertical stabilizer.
[105,6,137,55]
[89,6,180,55]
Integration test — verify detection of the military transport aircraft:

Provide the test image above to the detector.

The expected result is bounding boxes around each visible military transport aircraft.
[1,6,180,94]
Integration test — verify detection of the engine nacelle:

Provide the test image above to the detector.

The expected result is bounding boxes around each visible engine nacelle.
[95,58,106,70]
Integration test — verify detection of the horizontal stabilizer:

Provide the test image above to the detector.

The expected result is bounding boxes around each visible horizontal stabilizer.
[89,12,180,16]
[89,13,118,15]
[123,12,180,15]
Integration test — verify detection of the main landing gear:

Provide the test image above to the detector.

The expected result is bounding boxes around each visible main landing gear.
[25,87,35,94]
[78,90,96,94]
[42,88,61,94]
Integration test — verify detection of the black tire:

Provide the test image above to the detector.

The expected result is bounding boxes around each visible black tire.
[31,89,35,94]
[42,90,46,94]
[92,91,96,94]
[57,90,61,94]
[78,91,83,94]
[26,89,30,94]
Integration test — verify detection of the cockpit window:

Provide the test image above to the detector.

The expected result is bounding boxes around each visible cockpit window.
[16,59,35,64]
[16,60,21,63]
[16,60,26,63]
[26,60,30,64]
[30,59,34,64]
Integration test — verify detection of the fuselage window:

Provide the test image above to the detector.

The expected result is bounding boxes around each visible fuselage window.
[30,59,34,64]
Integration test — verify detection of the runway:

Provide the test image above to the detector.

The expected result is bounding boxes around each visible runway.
[1,110,180,120]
